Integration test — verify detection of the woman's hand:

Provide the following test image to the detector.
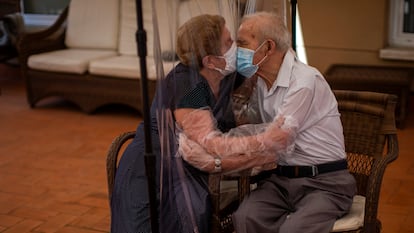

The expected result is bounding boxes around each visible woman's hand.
[258,116,289,151]
[179,133,281,174]
[179,133,215,172]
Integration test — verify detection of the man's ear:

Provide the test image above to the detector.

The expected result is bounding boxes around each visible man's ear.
[267,40,277,54]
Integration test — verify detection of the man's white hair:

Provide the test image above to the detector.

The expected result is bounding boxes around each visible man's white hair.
[242,12,291,52]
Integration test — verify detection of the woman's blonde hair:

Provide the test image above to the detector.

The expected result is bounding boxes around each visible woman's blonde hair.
[176,14,225,69]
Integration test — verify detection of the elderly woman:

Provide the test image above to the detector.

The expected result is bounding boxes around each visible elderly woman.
[110,14,287,233]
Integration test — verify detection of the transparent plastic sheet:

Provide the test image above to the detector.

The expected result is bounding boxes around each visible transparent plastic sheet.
[177,112,298,175]
[140,0,292,232]
[176,107,293,159]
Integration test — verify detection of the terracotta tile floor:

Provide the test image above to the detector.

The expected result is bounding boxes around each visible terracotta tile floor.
[1,63,413,233]
[0,63,140,233]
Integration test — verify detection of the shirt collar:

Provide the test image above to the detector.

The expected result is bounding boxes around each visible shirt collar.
[258,49,296,96]
[274,49,296,88]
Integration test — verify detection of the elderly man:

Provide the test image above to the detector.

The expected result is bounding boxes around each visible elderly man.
[230,11,356,233]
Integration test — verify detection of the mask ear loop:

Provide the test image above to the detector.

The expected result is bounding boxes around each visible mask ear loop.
[254,40,268,52]
[254,40,269,66]
[202,55,218,70]
[255,54,268,67]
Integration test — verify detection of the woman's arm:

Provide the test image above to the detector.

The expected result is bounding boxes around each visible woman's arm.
[178,134,277,174]
[174,108,216,144]
[175,107,290,157]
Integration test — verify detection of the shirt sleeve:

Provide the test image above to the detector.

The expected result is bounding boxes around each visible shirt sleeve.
[164,64,208,111]
[278,87,314,129]
[177,82,211,109]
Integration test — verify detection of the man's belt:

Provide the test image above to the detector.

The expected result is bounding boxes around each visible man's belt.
[273,159,348,178]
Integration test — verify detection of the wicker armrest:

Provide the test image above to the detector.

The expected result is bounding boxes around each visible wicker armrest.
[17,7,68,65]
[363,134,398,231]
[106,131,136,202]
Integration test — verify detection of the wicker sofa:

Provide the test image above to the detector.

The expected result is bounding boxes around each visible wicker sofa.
[18,0,171,113]
[18,0,237,114]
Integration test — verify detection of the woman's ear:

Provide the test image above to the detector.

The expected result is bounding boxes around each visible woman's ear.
[202,55,216,69]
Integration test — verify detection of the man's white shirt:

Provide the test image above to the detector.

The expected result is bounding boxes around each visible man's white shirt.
[255,50,346,166]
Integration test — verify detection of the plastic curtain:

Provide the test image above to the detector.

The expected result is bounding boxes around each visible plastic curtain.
[134,0,287,232]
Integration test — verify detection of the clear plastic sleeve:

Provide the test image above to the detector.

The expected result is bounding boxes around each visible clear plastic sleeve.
[178,133,278,175]
[177,108,298,174]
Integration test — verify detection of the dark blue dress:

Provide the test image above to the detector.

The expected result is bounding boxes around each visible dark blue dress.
[110,63,240,233]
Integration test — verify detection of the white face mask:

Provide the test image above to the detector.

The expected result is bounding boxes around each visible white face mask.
[214,42,237,76]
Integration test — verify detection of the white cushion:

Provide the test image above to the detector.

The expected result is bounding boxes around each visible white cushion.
[219,180,238,210]
[89,55,176,80]
[118,0,140,56]
[155,0,178,54]
[178,0,237,35]
[117,0,237,67]
[118,0,177,57]
[219,181,260,210]
[65,0,119,49]
[118,0,153,56]
[28,49,117,74]
[331,195,365,232]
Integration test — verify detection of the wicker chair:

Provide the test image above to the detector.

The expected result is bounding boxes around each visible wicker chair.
[329,90,399,232]
[219,90,399,233]
[106,131,135,204]
[106,131,240,233]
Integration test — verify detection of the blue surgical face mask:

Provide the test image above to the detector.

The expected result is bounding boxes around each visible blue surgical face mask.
[236,41,267,78]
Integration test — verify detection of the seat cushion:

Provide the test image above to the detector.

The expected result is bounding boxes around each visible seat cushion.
[65,0,119,50]
[28,49,117,74]
[89,55,176,80]
[178,0,237,34]
[219,180,238,210]
[117,0,142,56]
[118,0,174,57]
[331,195,365,232]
